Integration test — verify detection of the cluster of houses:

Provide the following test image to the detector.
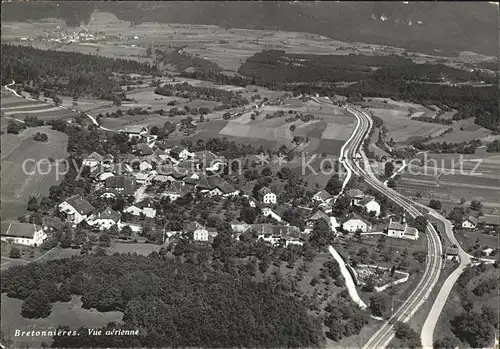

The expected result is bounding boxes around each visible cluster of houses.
[5,125,497,250]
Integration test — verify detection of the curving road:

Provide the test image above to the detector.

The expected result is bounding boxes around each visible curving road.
[4,81,116,132]
[341,105,444,349]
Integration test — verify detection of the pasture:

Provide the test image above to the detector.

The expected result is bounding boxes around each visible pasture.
[1,91,80,124]
[367,107,448,144]
[1,127,68,220]
[398,151,500,208]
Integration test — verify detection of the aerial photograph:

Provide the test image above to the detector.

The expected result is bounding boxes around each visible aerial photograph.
[0,1,498,348]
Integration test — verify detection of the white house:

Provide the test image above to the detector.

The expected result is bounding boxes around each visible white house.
[462,216,478,229]
[122,125,148,140]
[1,222,48,246]
[82,152,103,168]
[164,182,191,201]
[387,219,419,240]
[252,224,304,247]
[312,190,333,204]
[262,207,282,222]
[58,194,95,225]
[342,214,372,233]
[124,198,156,218]
[354,196,381,216]
[186,222,218,242]
[169,146,193,160]
[139,160,153,172]
[258,187,277,204]
[88,207,121,231]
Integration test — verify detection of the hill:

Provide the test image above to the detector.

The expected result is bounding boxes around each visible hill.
[1,2,497,56]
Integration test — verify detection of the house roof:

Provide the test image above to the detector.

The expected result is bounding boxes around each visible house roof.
[464,215,478,225]
[85,151,103,162]
[258,187,274,196]
[185,221,205,232]
[170,146,187,154]
[133,198,155,209]
[123,125,147,134]
[97,207,121,222]
[446,247,459,255]
[165,182,191,196]
[134,143,154,155]
[98,172,115,182]
[404,226,419,236]
[389,220,406,231]
[197,175,225,190]
[345,189,364,199]
[314,190,332,201]
[43,216,65,230]
[217,182,237,194]
[344,213,372,226]
[1,222,41,239]
[249,223,302,240]
[194,150,218,163]
[64,194,95,215]
[105,176,137,195]
[308,210,330,222]
[99,188,121,197]
[357,196,376,207]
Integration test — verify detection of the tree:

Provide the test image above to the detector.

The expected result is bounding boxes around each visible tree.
[429,199,442,210]
[369,293,389,317]
[387,178,397,189]
[309,220,333,250]
[470,200,482,211]
[325,175,342,195]
[433,336,459,349]
[240,207,258,224]
[9,246,21,259]
[413,215,428,233]
[7,120,22,134]
[27,195,39,211]
[52,96,62,106]
[385,162,395,177]
[21,290,52,319]
[451,312,494,348]
[394,322,421,349]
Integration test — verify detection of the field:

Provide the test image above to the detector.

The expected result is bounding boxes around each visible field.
[1,294,123,348]
[1,92,80,127]
[3,10,495,74]
[359,97,496,146]
[164,97,353,156]
[0,126,68,220]
[397,151,500,209]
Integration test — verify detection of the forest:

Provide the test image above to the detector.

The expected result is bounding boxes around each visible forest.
[0,44,159,100]
[237,51,499,131]
[2,253,324,348]
[238,50,494,84]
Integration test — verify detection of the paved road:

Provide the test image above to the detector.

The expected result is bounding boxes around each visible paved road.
[342,106,444,349]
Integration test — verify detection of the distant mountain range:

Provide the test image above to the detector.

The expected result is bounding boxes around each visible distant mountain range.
[1,1,498,56]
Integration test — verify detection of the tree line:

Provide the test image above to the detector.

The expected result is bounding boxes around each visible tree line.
[1,44,159,100]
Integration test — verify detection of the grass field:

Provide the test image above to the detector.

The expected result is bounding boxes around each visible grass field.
[397,150,500,208]
[1,126,68,220]
[1,294,123,348]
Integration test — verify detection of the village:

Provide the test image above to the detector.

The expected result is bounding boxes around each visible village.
[5,121,497,260]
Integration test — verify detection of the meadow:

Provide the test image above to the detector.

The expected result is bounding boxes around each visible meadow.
[397,151,500,210]
[0,126,68,220]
